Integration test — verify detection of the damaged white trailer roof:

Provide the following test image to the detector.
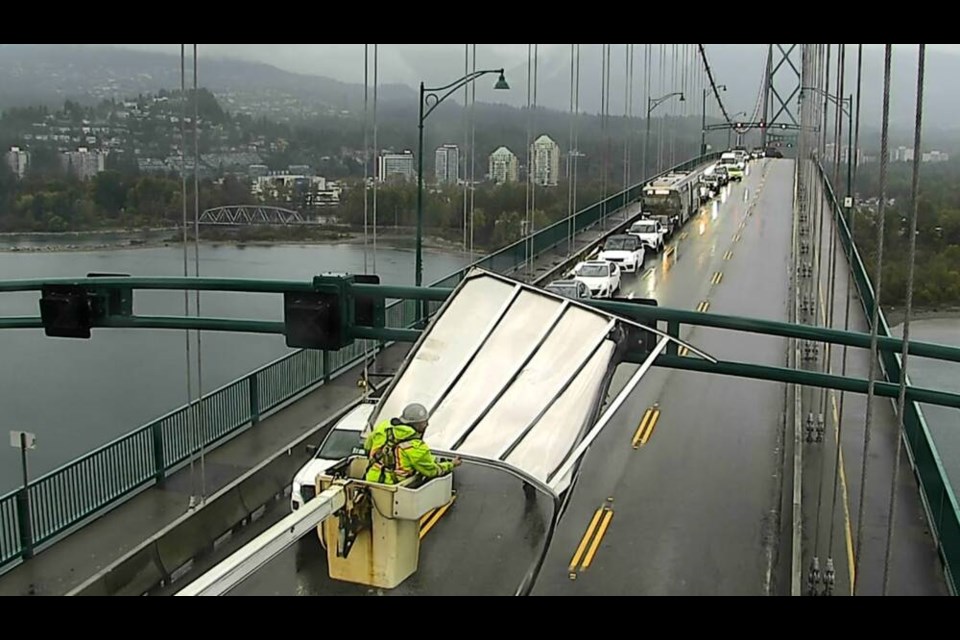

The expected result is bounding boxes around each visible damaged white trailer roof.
[369,268,674,495]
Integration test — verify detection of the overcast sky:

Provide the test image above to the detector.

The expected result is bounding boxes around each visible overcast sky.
[104,43,953,82]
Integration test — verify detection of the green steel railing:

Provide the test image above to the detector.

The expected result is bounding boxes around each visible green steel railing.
[0,153,720,570]
[816,160,959,595]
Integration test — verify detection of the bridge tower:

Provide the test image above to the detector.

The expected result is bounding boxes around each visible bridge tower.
[761,44,803,150]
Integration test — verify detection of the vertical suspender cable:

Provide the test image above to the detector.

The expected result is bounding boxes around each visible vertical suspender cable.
[530,43,538,278]
[854,43,893,596]
[573,44,580,253]
[192,44,206,503]
[463,44,469,257]
[180,44,197,509]
[643,43,650,181]
[816,44,846,568]
[469,44,477,264]
[568,44,575,255]
[672,43,677,165]
[361,45,371,397]
[829,44,864,569]
[363,45,370,274]
[524,44,532,270]
[373,45,379,274]
[658,43,665,173]
[623,44,630,195]
[882,43,925,596]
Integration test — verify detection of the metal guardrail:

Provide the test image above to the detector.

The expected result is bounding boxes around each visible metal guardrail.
[0,153,720,571]
[815,160,959,596]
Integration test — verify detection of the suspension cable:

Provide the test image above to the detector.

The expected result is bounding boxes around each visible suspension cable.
[567,44,576,255]
[469,43,477,263]
[623,44,630,193]
[604,43,611,227]
[642,43,650,179]
[372,45,379,274]
[812,43,832,562]
[462,44,469,258]
[829,43,865,568]
[697,44,732,127]
[530,43,538,278]
[363,45,370,274]
[882,43,925,596]
[361,45,371,397]
[658,43,664,173]
[670,43,677,167]
[854,43,893,596]
[525,44,532,269]
[816,45,846,570]
[180,44,197,509]
[192,43,207,503]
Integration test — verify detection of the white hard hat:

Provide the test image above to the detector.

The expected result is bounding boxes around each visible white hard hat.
[401,403,429,424]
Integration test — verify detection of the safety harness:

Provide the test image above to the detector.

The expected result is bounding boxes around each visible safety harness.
[366,419,419,484]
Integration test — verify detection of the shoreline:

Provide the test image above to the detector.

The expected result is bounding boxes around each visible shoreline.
[0,228,480,256]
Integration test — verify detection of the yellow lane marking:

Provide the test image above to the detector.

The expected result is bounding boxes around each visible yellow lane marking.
[679,346,690,357]
[679,231,689,241]
[632,408,653,448]
[419,496,456,540]
[734,232,742,242]
[581,509,615,569]
[723,250,733,261]
[633,405,660,449]
[831,394,856,595]
[712,271,723,285]
[643,268,656,280]
[569,508,605,575]
[697,300,711,313]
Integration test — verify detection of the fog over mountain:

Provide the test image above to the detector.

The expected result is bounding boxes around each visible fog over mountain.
[1,44,956,139]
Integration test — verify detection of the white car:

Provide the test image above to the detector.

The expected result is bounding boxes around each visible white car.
[598,234,645,273]
[572,260,621,299]
[628,218,666,253]
[290,401,376,511]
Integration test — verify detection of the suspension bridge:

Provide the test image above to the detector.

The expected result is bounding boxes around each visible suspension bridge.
[0,44,955,597]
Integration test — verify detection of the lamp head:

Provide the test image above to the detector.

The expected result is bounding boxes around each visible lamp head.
[494,71,510,91]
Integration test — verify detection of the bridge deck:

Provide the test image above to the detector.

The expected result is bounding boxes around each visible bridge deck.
[215,160,802,595]
[2,160,948,596]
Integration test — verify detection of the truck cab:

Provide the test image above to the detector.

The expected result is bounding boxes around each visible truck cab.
[719,152,744,181]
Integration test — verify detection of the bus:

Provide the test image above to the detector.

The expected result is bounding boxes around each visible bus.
[641,171,704,229]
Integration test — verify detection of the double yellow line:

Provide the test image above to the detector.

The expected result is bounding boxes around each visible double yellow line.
[723,250,733,261]
[568,506,615,578]
[419,495,456,540]
[679,346,690,357]
[711,271,723,286]
[697,300,711,313]
[733,231,743,243]
[632,405,661,449]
